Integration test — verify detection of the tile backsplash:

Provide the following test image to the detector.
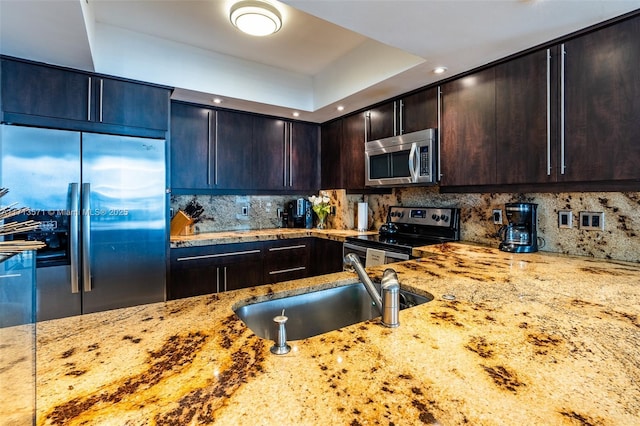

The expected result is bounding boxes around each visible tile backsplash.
[171,189,640,263]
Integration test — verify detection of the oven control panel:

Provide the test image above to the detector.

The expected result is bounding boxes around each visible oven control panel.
[387,206,457,228]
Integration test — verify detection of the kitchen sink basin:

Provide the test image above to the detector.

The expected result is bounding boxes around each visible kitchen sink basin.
[234,282,433,341]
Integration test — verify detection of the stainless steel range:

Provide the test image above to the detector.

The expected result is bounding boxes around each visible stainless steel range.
[344,206,460,266]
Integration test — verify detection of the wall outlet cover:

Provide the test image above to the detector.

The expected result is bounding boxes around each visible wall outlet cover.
[578,211,604,231]
[558,210,573,229]
[492,209,503,224]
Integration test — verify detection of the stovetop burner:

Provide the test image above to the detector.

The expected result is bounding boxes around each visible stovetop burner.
[346,206,460,255]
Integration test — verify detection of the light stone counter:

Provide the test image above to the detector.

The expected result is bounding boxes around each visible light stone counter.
[170,228,376,248]
[4,243,638,425]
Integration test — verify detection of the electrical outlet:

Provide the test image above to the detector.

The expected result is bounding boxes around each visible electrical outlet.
[492,209,502,224]
[558,210,572,229]
[578,211,604,231]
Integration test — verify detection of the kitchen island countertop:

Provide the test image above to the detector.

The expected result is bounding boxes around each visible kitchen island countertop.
[21,243,640,425]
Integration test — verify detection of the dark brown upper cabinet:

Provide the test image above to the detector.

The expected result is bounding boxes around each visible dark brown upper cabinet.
[560,15,640,183]
[1,57,170,137]
[321,112,367,191]
[365,88,438,141]
[495,48,559,185]
[440,67,497,187]
[171,101,318,193]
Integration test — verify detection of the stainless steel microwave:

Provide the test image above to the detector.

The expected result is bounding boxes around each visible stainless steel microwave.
[365,128,437,187]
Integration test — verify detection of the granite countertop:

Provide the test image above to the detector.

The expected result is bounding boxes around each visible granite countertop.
[11,243,640,425]
[170,228,376,248]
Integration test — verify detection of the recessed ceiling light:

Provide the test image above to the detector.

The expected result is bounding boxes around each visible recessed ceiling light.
[337,105,345,111]
[292,111,300,117]
[433,66,448,74]
[213,98,222,104]
[230,1,282,37]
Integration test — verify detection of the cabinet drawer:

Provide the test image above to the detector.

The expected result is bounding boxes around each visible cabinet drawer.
[263,239,311,283]
[171,242,262,269]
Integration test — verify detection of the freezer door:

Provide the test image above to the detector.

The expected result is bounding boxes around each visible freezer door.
[81,133,166,313]
[0,125,82,320]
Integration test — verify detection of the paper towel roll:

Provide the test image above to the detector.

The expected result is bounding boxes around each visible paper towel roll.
[357,202,368,231]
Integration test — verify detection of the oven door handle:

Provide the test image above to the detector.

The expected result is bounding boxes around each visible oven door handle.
[408,143,419,182]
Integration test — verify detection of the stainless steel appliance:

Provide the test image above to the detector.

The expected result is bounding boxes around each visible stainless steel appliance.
[365,129,437,187]
[344,206,460,266]
[286,198,312,228]
[0,125,167,321]
[498,203,538,253]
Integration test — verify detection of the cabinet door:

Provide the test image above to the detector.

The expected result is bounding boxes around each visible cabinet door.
[222,259,264,292]
[170,102,213,189]
[320,119,343,189]
[562,16,640,182]
[216,110,254,189]
[342,112,367,190]
[263,239,311,284]
[402,87,438,134]
[1,59,90,121]
[496,49,557,184]
[312,238,344,276]
[289,122,320,191]
[253,116,286,190]
[169,265,217,300]
[367,101,396,141]
[99,78,170,131]
[440,67,496,187]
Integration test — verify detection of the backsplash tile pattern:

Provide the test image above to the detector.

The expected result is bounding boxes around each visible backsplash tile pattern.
[171,189,640,263]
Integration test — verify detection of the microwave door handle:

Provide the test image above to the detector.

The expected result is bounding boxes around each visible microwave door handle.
[408,144,418,182]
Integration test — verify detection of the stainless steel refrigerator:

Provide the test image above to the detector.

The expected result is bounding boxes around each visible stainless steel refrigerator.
[0,125,167,320]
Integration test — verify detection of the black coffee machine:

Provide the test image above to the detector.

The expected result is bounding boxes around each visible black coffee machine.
[499,203,538,253]
[285,198,313,228]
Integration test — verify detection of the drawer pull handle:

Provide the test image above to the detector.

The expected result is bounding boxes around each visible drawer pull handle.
[268,244,306,252]
[269,266,306,275]
[177,249,261,261]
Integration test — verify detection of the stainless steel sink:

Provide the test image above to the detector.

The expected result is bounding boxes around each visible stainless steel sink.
[234,283,433,341]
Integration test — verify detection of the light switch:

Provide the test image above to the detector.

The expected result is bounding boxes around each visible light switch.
[558,211,572,229]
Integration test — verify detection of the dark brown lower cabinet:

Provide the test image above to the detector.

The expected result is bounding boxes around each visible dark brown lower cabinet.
[169,237,346,300]
[263,238,312,284]
[169,242,263,300]
[312,238,344,276]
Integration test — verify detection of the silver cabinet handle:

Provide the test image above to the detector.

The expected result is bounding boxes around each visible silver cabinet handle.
[393,101,397,136]
[364,111,369,142]
[176,249,261,262]
[214,111,218,185]
[224,266,227,292]
[546,48,552,176]
[268,244,306,252]
[87,77,92,121]
[99,79,104,122]
[289,123,293,187]
[437,86,443,181]
[283,122,288,187]
[269,266,306,275]
[560,43,566,175]
[399,99,404,135]
[81,183,92,292]
[216,267,220,293]
[70,183,80,294]
[207,110,212,186]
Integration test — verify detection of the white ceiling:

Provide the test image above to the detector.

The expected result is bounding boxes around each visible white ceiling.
[1,0,639,123]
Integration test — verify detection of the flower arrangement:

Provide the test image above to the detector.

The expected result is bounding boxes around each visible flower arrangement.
[308,191,331,229]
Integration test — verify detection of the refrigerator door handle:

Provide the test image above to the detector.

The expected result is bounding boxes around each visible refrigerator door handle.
[81,183,92,292]
[70,183,80,294]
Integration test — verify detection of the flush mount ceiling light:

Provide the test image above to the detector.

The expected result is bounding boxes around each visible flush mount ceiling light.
[230,1,282,37]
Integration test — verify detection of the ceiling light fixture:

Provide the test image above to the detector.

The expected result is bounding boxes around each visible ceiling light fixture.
[292,111,300,117]
[337,105,345,111]
[230,1,282,37]
[433,66,448,74]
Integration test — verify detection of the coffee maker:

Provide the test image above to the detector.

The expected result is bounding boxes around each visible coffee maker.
[499,203,538,253]
[286,198,313,228]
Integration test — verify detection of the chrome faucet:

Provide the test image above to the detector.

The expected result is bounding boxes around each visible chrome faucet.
[344,253,400,328]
